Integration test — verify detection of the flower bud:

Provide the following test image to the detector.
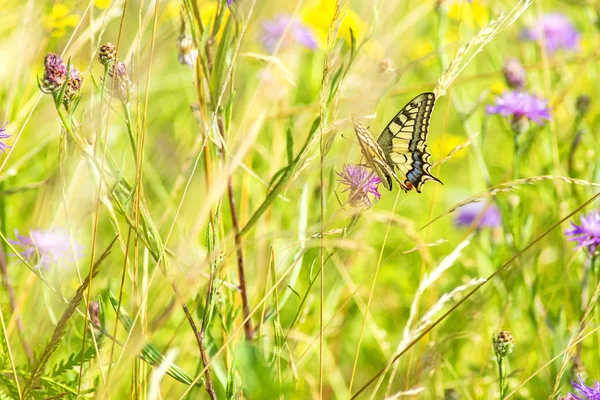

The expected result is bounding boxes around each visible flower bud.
[41,53,67,93]
[98,43,117,68]
[575,95,590,116]
[503,58,526,90]
[493,331,514,359]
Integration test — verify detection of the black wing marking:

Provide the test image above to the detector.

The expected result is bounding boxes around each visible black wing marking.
[376,92,442,193]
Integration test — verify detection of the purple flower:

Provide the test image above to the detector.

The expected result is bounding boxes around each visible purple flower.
[261,15,317,53]
[0,123,11,153]
[565,211,600,254]
[41,53,67,93]
[521,13,580,53]
[454,202,501,228]
[10,229,84,270]
[337,164,381,207]
[486,91,551,125]
[569,375,600,400]
[227,0,234,5]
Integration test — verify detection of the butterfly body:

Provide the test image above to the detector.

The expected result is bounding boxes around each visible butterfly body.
[351,92,442,193]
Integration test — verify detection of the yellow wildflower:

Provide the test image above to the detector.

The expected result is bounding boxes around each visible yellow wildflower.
[447,0,489,28]
[432,133,467,161]
[94,0,111,8]
[301,0,367,47]
[490,81,506,96]
[45,4,80,38]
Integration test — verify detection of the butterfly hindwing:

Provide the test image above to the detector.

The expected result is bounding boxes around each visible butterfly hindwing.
[376,92,442,193]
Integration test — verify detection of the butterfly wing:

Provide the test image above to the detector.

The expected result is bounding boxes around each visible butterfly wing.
[351,114,398,191]
[376,92,442,193]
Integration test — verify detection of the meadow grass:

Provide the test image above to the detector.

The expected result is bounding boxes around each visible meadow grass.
[0,0,599,399]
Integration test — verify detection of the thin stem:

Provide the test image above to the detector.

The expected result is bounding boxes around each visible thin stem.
[217,116,252,340]
[497,357,505,399]
[513,133,520,180]
[183,303,216,400]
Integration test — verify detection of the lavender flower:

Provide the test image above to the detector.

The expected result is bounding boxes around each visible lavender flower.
[10,229,83,270]
[41,53,67,93]
[486,90,551,125]
[569,375,600,400]
[261,15,318,53]
[521,13,580,53]
[0,123,11,153]
[337,164,381,207]
[565,211,600,254]
[454,202,501,228]
[503,58,526,90]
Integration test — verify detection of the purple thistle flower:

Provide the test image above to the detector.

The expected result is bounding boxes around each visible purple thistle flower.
[10,229,84,270]
[565,211,600,254]
[261,15,318,53]
[454,202,501,229]
[569,375,600,400]
[0,123,11,153]
[337,164,381,208]
[41,53,67,93]
[486,91,551,125]
[521,13,580,53]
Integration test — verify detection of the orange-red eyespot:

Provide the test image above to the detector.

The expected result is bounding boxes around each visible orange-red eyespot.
[404,181,414,191]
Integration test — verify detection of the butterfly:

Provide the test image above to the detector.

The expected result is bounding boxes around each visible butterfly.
[351,92,442,193]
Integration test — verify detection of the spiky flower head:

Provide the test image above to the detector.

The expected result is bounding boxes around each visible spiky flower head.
[0,123,11,153]
[569,375,600,400]
[10,228,84,270]
[503,57,526,90]
[98,42,117,68]
[337,164,381,208]
[521,13,580,54]
[177,34,197,69]
[108,62,132,103]
[565,211,600,255]
[41,53,67,93]
[493,331,514,359]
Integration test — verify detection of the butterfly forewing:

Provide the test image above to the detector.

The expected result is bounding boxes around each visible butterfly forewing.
[351,114,398,191]
[376,92,442,193]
